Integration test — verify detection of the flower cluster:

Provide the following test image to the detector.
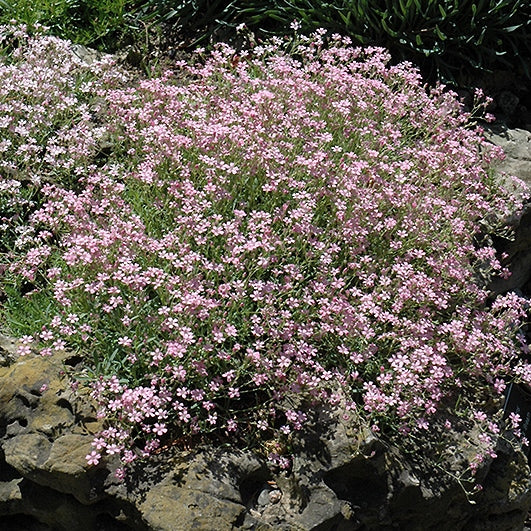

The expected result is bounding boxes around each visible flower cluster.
[2,25,530,474]
[0,24,127,257]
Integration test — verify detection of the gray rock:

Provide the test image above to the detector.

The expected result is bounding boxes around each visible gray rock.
[4,433,107,505]
[70,44,104,66]
[0,478,102,530]
[487,126,531,188]
[487,203,531,295]
[140,484,245,531]
[1,348,530,530]
[0,333,18,366]
[483,127,531,295]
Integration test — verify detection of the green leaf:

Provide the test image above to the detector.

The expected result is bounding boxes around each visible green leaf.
[0,0,13,11]
[435,24,447,41]
[503,24,523,33]
[339,8,352,27]
[351,33,366,44]
[380,16,398,38]
[475,26,487,45]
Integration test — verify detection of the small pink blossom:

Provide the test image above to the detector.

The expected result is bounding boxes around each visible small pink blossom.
[86,451,101,466]
[153,423,167,436]
[508,412,521,430]
[226,419,237,432]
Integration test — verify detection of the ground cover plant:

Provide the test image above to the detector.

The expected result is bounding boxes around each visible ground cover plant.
[1,23,531,483]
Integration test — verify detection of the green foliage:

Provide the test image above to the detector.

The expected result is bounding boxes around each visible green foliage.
[146,0,531,82]
[0,0,141,49]
[1,0,529,81]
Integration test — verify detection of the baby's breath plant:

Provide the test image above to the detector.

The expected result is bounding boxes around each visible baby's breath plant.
[1,25,530,479]
[0,23,128,325]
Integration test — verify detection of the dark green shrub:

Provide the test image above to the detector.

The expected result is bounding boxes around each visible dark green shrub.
[145,0,531,82]
[2,1,528,82]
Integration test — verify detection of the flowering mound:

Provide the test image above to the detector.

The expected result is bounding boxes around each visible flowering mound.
[1,26,530,476]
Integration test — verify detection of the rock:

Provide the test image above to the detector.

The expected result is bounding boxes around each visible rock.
[0,333,17,366]
[467,440,531,531]
[1,348,531,530]
[140,484,245,531]
[0,349,104,505]
[3,432,108,505]
[0,478,104,530]
[0,349,112,526]
[484,126,531,295]
[486,126,531,188]
[4,433,52,479]
[487,204,531,295]
[70,44,104,66]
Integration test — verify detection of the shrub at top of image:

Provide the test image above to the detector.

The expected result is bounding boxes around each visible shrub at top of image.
[1,24,530,479]
[152,0,531,83]
[0,0,140,50]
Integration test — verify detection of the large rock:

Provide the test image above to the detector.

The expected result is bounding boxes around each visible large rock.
[487,126,531,189]
[0,349,115,529]
[488,204,531,295]
[0,333,17,367]
[485,126,531,295]
[1,349,530,530]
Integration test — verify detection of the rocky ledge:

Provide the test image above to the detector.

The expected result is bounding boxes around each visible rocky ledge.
[0,341,530,531]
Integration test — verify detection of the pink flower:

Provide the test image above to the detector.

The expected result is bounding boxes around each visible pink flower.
[509,412,521,430]
[153,423,167,436]
[86,451,101,466]
[4,26,528,480]
[17,344,32,356]
[257,420,268,431]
